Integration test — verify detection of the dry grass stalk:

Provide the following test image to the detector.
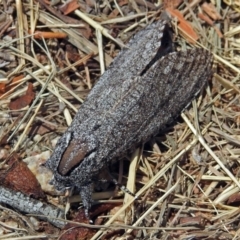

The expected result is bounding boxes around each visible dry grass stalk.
[0,0,240,239]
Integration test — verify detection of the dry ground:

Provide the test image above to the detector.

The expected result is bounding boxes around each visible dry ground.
[0,0,240,239]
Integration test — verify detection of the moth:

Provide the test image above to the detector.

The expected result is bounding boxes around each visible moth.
[45,20,213,215]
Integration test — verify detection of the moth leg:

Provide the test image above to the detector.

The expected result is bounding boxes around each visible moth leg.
[111,178,137,199]
[96,169,138,199]
[101,168,137,197]
[95,174,137,199]
[79,183,93,219]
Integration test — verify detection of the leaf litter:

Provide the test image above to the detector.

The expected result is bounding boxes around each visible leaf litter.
[0,0,240,239]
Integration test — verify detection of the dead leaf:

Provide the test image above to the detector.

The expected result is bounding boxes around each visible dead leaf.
[61,77,73,91]
[9,83,35,110]
[201,2,222,21]
[163,0,183,9]
[0,83,6,93]
[109,8,121,18]
[0,134,8,146]
[109,0,128,18]
[29,121,57,136]
[59,0,80,15]
[0,75,25,97]
[66,44,81,62]
[166,8,199,44]
[227,193,240,204]
[60,203,121,240]
[38,0,92,39]
[198,13,214,26]
[0,153,45,199]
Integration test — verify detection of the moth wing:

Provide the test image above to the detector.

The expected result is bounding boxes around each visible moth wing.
[71,21,173,128]
[75,21,171,109]
[95,48,213,160]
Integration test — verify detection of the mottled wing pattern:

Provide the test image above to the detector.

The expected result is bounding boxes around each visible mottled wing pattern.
[45,19,213,214]
[71,20,172,129]
[91,48,213,166]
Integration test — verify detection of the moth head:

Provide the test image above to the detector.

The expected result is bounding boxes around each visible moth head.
[46,131,97,176]
[57,133,89,176]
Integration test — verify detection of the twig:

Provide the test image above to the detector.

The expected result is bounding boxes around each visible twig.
[0,186,65,228]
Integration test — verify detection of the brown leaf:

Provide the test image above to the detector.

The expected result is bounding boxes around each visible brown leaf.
[30,121,57,136]
[198,13,214,26]
[60,203,120,240]
[9,83,35,110]
[0,83,6,94]
[0,133,9,146]
[109,0,128,18]
[166,8,199,44]
[66,44,81,62]
[201,2,222,21]
[227,193,240,204]
[59,0,80,15]
[38,0,92,39]
[61,77,73,91]
[109,8,121,18]
[0,75,24,97]
[163,0,183,9]
[0,153,45,199]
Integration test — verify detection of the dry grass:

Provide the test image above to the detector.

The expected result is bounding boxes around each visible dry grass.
[0,0,240,239]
